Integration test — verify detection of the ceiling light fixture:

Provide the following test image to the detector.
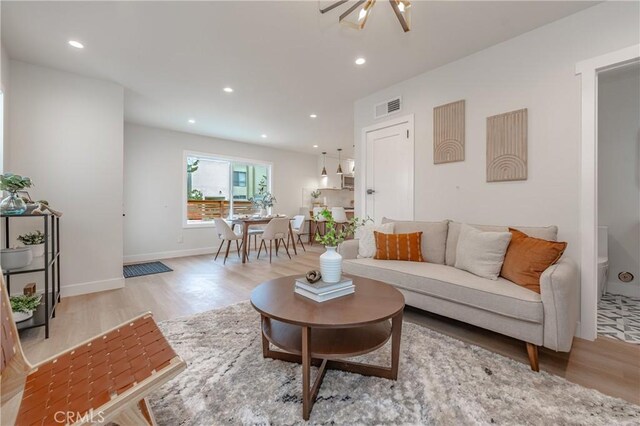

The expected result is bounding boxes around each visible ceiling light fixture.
[310,114,317,118]
[355,57,366,65]
[261,134,267,138]
[223,87,234,93]
[321,152,328,177]
[336,148,343,175]
[68,40,84,49]
[313,145,319,148]
[320,0,411,33]
[188,119,196,124]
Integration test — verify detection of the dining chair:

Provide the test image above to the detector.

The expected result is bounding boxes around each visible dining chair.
[245,227,264,252]
[312,207,327,244]
[214,218,243,264]
[288,214,307,252]
[331,207,348,232]
[257,217,291,263]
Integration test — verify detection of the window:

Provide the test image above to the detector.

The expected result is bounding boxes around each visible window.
[233,171,247,188]
[185,152,271,225]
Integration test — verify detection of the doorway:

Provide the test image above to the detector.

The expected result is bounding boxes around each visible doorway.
[577,44,640,340]
[363,115,414,222]
[596,62,640,343]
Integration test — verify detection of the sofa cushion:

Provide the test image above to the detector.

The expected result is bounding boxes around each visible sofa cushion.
[445,221,558,266]
[454,224,512,280]
[355,222,394,258]
[374,231,424,262]
[381,218,448,264]
[501,228,567,293]
[343,258,543,323]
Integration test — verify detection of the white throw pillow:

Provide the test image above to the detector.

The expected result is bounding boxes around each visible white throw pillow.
[355,222,394,258]
[454,224,512,280]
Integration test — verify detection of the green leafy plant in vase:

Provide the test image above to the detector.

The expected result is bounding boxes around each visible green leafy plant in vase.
[311,189,322,206]
[249,175,276,216]
[315,209,369,283]
[10,294,42,322]
[18,230,46,257]
[0,173,33,215]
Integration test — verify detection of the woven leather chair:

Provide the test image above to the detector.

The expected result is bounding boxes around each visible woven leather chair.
[0,279,185,425]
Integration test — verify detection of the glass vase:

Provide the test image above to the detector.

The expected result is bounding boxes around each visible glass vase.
[0,192,27,215]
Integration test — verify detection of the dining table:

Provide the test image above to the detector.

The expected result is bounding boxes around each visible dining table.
[231,216,297,263]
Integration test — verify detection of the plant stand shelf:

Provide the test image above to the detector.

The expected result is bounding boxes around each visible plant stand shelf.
[2,214,61,338]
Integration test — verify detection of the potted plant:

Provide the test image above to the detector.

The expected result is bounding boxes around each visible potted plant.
[0,173,33,215]
[10,294,42,322]
[311,190,322,207]
[249,176,276,216]
[314,209,368,283]
[17,230,45,257]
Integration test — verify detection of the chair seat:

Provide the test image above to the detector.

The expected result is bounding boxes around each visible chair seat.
[17,315,179,425]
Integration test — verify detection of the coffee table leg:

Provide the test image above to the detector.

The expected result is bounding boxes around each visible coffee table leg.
[302,326,311,420]
[391,311,403,380]
[261,316,270,357]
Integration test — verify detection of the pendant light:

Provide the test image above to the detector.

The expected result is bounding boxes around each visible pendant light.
[321,152,328,177]
[336,148,343,175]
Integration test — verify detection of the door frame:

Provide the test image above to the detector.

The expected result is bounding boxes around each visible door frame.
[357,114,415,222]
[575,44,640,340]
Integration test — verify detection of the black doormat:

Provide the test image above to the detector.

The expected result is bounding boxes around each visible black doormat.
[123,261,173,278]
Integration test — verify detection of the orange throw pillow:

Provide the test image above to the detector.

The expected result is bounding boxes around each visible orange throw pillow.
[500,228,567,293]
[374,231,424,262]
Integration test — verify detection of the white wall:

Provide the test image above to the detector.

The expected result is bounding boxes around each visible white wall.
[6,60,124,296]
[353,2,640,337]
[123,123,319,262]
[598,65,640,296]
[1,42,9,173]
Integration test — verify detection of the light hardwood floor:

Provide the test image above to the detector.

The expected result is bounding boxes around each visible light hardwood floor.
[19,248,640,405]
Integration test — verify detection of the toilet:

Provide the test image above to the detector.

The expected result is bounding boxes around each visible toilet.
[598,226,609,300]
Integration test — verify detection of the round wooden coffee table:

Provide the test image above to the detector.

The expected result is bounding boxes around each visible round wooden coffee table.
[250,274,405,420]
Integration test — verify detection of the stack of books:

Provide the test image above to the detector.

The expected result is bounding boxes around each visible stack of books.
[294,277,354,302]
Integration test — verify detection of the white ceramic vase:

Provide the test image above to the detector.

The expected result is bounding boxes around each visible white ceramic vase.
[29,243,45,258]
[320,246,342,283]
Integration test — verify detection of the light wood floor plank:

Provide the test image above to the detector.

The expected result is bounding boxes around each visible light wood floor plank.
[19,248,640,405]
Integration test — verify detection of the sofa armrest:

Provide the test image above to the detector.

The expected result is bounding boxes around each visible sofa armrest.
[338,239,359,260]
[540,257,579,352]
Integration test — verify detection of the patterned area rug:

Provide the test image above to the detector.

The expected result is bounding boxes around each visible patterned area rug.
[149,302,640,425]
[123,261,173,278]
[598,293,640,344]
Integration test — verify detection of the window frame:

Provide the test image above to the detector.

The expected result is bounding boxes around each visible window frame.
[182,150,273,229]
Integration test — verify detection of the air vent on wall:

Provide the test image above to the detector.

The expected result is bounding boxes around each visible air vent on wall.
[374,96,402,119]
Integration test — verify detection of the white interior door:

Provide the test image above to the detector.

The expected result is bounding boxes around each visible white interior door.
[365,119,414,222]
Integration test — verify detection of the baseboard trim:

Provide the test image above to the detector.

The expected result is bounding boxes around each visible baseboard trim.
[123,247,216,264]
[606,281,640,298]
[61,277,125,298]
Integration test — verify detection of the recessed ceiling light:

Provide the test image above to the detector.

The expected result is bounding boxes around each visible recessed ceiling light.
[310,114,317,118]
[355,57,366,65]
[261,134,267,138]
[223,87,234,93]
[188,119,196,124]
[68,40,84,49]
[313,145,319,148]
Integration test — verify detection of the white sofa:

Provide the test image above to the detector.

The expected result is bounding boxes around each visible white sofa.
[338,219,579,371]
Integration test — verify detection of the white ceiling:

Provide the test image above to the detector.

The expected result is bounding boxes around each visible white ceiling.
[2,1,597,156]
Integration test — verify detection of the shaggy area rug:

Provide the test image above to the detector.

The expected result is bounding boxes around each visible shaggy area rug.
[149,302,639,425]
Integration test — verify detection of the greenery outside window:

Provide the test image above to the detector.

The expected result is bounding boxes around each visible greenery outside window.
[184,152,272,226]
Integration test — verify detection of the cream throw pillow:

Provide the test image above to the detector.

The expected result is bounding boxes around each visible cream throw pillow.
[454,224,512,280]
[355,222,394,258]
